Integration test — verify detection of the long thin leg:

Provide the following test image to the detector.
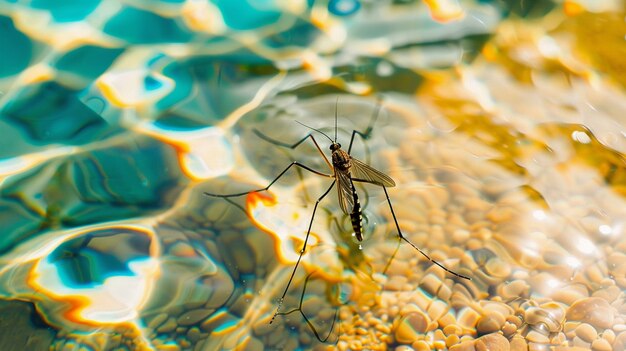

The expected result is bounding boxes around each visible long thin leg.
[270,180,336,323]
[204,162,333,198]
[347,99,384,155]
[382,186,471,280]
[254,130,333,170]
[275,272,339,343]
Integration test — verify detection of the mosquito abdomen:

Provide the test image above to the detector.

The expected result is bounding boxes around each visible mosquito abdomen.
[350,183,364,241]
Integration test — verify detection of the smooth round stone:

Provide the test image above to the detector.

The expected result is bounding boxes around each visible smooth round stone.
[449,340,477,351]
[592,285,621,303]
[613,331,626,350]
[446,334,460,348]
[510,336,527,351]
[573,336,591,348]
[476,311,506,335]
[395,311,429,344]
[178,308,213,326]
[526,330,550,344]
[475,333,510,351]
[427,300,449,321]
[566,297,616,329]
[499,280,530,299]
[501,321,517,337]
[147,313,169,329]
[525,303,565,333]
[457,307,482,329]
[506,315,523,328]
[419,273,443,297]
[591,338,612,351]
[485,257,511,277]
[526,342,550,351]
[443,324,463,336]
[186,327,207,343]
[157,317,178,333]
[601,329,615,344]
[575,323,598,343]
[550,332,566,345]
[412,340,430,351]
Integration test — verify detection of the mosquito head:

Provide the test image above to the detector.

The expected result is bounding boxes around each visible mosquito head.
[329,142,341,151]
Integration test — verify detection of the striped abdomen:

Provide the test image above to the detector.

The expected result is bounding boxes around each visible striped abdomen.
[350,182,364,241]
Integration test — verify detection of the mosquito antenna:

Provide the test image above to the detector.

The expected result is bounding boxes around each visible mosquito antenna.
[334,97,339,142]
[295,120,333,143]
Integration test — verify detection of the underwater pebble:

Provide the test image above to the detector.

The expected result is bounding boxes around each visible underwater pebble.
[243,337,263,351]
[427,300,449,321]
[526,329,550,343]
[458,308,481,329]
[438,313,456,330]
[499,280,530,299]
[575,323,598,343]
[395,311,429,344]
[432,340,446,349]
[157,317,178,333]
[613,331,626,350]
[585,264,606,284]
[449,340,476,351]
[501,321,517,336]
[476,310,505,334]
[475,333,509,351]
[412,340,430,351]
[419,274,442,297]
[186,327,207,343]
[147,313,169,329]
[443,324,462,336]
[592,285,621,303]
[510,336,527,351]
[553,284,589,305]
[601,329,615,344]
[591,338,612,351]
[387,275,409,291]
[527,342,550,351]
[572,336,591,348]
[525,303,565,333]
[506,314,523,328]
[446,334,460,348]
[567,297,615,329]
[452,229,470,244]
[178,308,212,326]
[551,332,567,345]
[485,257,511,277]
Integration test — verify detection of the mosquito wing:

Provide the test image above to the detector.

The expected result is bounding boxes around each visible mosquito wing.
[336,169,355,215]
[350,157,396,187]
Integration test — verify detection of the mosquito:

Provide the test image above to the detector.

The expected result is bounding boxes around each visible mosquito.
[204,100,470,340]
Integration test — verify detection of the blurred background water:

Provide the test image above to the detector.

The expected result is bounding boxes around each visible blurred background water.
[1,0,625,350]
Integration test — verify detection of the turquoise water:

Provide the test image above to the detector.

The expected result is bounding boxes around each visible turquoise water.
[1,1,625,350]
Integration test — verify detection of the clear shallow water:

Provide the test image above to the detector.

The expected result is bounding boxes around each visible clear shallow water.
[1,1,625,350]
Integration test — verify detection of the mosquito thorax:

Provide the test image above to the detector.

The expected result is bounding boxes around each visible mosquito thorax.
[329,143,341,151]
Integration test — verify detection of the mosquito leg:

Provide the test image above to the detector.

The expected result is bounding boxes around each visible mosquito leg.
[275,271,340,343]
[381,186,471,280]
[270,180,336,323]
[254,130,332,170]
[204,162,332,198]
[347,100,384,154]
